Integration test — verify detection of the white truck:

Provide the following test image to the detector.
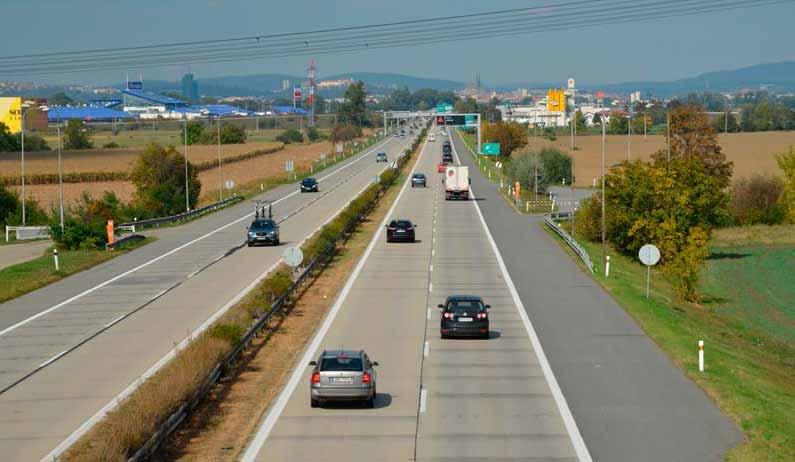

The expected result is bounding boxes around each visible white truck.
[444,166,470,200]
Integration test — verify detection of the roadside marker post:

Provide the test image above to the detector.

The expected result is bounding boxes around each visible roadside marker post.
[698,340,704,372]
[605,255,610,277]
[53,248,59,272]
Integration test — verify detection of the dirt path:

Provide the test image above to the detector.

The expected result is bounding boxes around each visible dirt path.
[0,240,51,271]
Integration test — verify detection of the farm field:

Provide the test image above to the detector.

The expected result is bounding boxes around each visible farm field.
[0,141,283,176]
[538,131,795,186]
[9,141,335,207]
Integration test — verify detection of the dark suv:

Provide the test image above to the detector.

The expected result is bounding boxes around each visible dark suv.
[385,219,417,243]
[411,173,427,188]
[442,141,452,155]
[439,295,490,339]
[300,177,319,192]
[246,219,280,246]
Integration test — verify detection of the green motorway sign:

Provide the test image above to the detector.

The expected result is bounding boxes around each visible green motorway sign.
[436,103,453,114]
[482,143,500,155]
[465,114,477,126]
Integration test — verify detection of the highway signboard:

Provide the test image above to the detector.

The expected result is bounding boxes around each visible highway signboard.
[482,143,500,155]
[436,103,453,114]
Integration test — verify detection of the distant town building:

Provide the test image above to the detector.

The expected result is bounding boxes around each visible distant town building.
[282,79,290,91]
[181,73,199,102]
[317,78,353,88]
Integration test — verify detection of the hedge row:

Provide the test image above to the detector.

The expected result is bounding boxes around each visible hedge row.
[0,145,284,186]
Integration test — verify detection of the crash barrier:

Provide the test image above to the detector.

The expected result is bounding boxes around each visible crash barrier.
[105,233,146,251]
[544,212,594,273]
[116,196,243,231]
[5,225,50,242]
[125,125,429,462]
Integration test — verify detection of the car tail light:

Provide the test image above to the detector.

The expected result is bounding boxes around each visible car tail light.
[443,312,454,320]
[362,372,371,384]
[477,312,488,320]
[311,372,320,384]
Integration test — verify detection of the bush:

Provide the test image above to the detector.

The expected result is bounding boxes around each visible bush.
[306,126,323,142]
[539,148,572,185]
[50,191,132,250]
[275,128,304,144]
[208,323,246,346]
[574,195,602,243]
[220,124,246,144]
[730,174,786,225]
[0,183,19,228]
[483,122,527,157]
[102,141,120,149]
[777,147,795,223]
[329,124,361,143]
[185,122,205,145]
[22,133,51,151]
[130,143,201,216]
[63,120,93,150]
[506,152,546,193]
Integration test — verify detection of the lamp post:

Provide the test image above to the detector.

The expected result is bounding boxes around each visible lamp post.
[627,110,632,161]
[217,115,222,201]
[57,122,64,231]
[20,103,29,225]
[601,118,606,268]
[183,119,189,212]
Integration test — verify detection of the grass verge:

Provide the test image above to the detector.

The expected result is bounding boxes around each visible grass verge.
[60,128,425,462]
[0,237,153,303]
[544,222,795,461]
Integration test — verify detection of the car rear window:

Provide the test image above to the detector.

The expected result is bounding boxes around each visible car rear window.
[446,300,484,312]
[392,220,412,228]
[252,220,275,229]
[321,357,363,371]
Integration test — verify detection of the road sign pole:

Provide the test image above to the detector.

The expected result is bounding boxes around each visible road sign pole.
[646,266,651,298]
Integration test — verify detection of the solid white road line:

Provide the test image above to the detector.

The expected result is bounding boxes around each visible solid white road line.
[427,308,432,320]
[5,137,393,341]
[428,283,433,293]
[42,136,403,462]
[419,388,428,413]
[37,351,67,370]
[450,132,593,462]
[240,131,430,462]
[423,341,430,358]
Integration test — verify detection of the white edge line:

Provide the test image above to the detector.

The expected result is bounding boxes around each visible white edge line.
[427,308,432,320]
[38,351,67,369]
[103,315,126,329]
[240,129,429,462]
[450,133,593,462]
[419,388,428,413]
[423,341,430,357]
[7,135,392,341]
[428,282,433,293]
[41,135,400,462]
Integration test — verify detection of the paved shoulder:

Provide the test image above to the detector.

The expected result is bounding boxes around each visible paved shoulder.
[0,240,50,271]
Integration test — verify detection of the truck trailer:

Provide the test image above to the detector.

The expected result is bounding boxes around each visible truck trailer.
[444,166,470,200]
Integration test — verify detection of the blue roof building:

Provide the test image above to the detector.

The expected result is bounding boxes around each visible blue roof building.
[271,106,310,116]
[47,106,134,122]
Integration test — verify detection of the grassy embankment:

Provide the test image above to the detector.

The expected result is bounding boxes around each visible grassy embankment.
[0,238,153,303]
[548,222,795,461]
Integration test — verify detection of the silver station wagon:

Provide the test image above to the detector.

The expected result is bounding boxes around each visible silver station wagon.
[309,350,379,408]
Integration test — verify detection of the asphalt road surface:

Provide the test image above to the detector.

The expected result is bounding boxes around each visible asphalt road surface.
[0,132,419,462]
[242,127,588,461]
[449,129,742,461]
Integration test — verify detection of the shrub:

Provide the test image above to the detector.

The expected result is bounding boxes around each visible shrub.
[482,122,527,157]
[102,141,120,149]
[777,147,795,223]
[22,132,51,151]
[329,124,361,143]
[208,323,246,346]
[0,183,19,228]
[185,122,205,145]
[506,152,546,193]
[50,191,131,250]
[220,124,246,144]
[130,143,201,216]
[730,174,786,225]
[306,126,323,142]
[275,128,304,144]
[539,148,572,185]
[63,120,93,150]
[574,195,602,243]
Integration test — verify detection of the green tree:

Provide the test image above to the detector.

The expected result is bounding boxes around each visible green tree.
[506,151,546,193]
[777,147,795,223]
[330,124,361,143]
[539,148,572,185]
[339,81,368,126]
[713,112,739,133]
[130,143,201,216]
[185,122,206,145]
[306,126,323,142]
[0,122,20,152]
[607,114,628,135]
[50,191,130,250]
[482,122,527,157]
[573,110,587,133]
[49,92,75,106]
[0,183,20,228]
[454,97,478,114]
[275,129,304,144]
[63,119,93,150]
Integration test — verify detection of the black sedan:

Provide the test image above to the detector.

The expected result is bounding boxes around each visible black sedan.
[411,173,427,188]
[385,219,417,243]
[246,219,280,246]
[439,295,490,339]
[301,177,319,192]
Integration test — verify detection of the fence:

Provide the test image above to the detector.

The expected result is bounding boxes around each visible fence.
[543,212,593,273]
[116,196,243,231]
[5,225,50,242]
[125,124,428,462]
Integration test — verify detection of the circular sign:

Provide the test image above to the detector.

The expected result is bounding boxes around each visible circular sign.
[282,246,303,268]
[447,169,455,177]
[638,244,661,266]
[225,179,235,190]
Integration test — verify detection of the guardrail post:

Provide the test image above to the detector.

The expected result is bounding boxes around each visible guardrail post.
[5,226,8,242]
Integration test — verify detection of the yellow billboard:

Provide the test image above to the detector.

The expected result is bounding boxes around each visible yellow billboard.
[0,97,22,133]
[546,89,566,113]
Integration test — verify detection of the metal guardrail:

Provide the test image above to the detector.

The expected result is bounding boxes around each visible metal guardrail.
[125,126,429,462]
[117,196,244,230]
[106,233,145,251]
[544,213,593,273]
[5,225,50,242]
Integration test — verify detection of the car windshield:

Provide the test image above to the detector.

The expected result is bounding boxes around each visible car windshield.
[321,356,363,371]
[446,299,485,313]
[251,220,276,230]
[413,174,425,179]
[390,220,413,229]
[302,178,316,185]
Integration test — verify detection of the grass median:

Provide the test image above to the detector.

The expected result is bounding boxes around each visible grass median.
[0,238,153,303]
[61,128,426,462]
[545,222,795,461]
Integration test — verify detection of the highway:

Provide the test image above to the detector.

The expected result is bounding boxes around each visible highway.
[242,126,588,461]
[0,131,420,462]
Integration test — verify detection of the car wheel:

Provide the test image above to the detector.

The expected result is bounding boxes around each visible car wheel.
[311,398,320,408]
[274,239,280,246]
[366,394,375,409]
[247,242,253,247]
[440,332,447,340]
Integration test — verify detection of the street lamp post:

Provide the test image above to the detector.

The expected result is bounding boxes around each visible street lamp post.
[20,104,28,225]
[57,123,65,231]
[217,116,222,201]
[627,111,632,161]
[184,120,190,212]
[601,119,606,268]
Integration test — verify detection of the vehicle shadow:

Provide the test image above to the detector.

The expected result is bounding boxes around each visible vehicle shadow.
[487,330,502,340]
[319,393,393,409]
[708,251,750,260]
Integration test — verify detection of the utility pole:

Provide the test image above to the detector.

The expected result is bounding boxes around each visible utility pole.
[644,110,647,141]
[627,111,632,161]
[57,123,64,231]
[184,120,190,212]
[217,116,222,201]
[20,106,26,225]
[666,110,671,162]
[601,119,606,269]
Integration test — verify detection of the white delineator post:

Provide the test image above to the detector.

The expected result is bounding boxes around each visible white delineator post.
[605,255,611,277]
[698,340,704,372]
[53,248,60,271]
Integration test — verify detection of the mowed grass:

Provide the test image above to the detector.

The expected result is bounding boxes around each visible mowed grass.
[0,238,153,303]
[548,225,795,461]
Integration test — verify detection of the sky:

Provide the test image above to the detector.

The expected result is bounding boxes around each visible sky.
[2,0,795,87]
